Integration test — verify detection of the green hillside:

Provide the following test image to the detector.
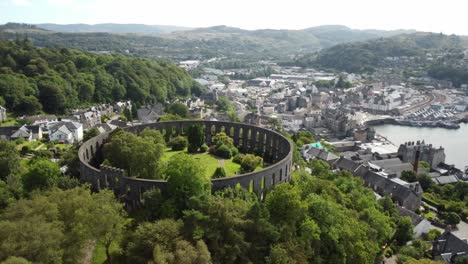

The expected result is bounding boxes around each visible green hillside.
[291,32,468,73]
[0,39,204,115]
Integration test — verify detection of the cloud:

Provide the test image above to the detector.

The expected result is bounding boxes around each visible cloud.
[47,0,75,5]
[12,0,32,6]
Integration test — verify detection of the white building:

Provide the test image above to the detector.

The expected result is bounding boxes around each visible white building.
[49,121,83,144]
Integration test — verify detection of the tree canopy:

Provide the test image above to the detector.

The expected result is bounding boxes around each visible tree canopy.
[0,40,204,115]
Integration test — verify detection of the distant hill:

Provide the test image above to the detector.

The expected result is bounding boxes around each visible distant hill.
[303,25,416,47]
[0,23,425,62]
[291,32,468,73]
[36,23,191,34]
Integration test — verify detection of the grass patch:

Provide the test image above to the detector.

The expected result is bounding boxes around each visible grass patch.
[15,140,42,151]
[0,118,20,127]
[162,148,262,178]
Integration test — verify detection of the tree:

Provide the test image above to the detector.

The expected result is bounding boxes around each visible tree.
[79,190,127,263]
[212,132,234,147]
[104,130,165,179]
[445,212,461,225]
[166,153,210,212]
[83,127,100,141]
[187,124,204,153]
[216,96,233,112]
[0,196,65,263]
[170,136,188,151]
[394,216,414,246]
[212,167,226,179]
[167,102,189,118]
[417,173,434,191]
[401,170,418,183]
[0,140,20,181]
[240,154,263,173]
[22,159,61,192]
[215,144,232,159]
[140,128,166,147]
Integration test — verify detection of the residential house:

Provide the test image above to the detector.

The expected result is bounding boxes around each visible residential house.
[433,231,468,263]
[301,143,339,165]
[137,104,164,123]
[24,114,58,127]
[49,121,83,144]
[334,156,422,211]
[0,125,42,141]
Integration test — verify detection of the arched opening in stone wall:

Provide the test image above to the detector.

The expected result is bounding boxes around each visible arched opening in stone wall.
[235,183,241,189]
[272,173,276,186]
[210,125,216,135]
[261,176,265,190]
[279,169,283,182]
[249,180,253,192]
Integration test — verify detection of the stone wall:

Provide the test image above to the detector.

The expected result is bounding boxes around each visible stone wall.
[78,121,293,206]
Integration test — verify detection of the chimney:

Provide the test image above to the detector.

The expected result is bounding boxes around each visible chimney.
[414,147,420,173]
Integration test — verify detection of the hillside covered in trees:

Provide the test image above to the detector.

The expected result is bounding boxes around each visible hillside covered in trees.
[0,23,416,62]
[0,39,204,115]
[291,32,468,73]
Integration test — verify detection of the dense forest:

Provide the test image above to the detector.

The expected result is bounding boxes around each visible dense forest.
[0,39,204,115]
[290,33,468,73]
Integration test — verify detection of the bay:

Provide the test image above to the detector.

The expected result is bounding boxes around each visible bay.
[372,123,468,170]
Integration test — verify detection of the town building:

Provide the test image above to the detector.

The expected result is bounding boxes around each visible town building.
[137,104,164,123]
[0,125,43,141]
[433,231,468,263]
[397,141,446,169]
[49,121,83,144]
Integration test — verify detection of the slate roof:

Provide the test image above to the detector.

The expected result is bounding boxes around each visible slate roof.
[433,231,468,263]
[49,121,82,132]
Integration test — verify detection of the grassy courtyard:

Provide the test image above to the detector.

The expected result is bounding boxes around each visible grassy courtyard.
[162,148,258,178]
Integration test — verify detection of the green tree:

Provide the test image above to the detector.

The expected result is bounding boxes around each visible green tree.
[83,127,100,141]
[401,170,418,183]
[240,154,263,173]
[212,167,227,178]
[139,128,166,146]
[445,212,461,225]
[166,153,210,212]
[167,102,189,118]
[187,124,204,153]
[212,132,234,147]
[394,216,414,246]
[22,159,61,192]
[170,136,188,151]
[104,130,165,179]
[0,140,20,181]
[417,173,434,191]
[216,96,233,112]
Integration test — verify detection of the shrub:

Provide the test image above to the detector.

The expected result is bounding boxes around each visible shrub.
[170,136,187,151]
[216,144,232,159]
[212,167,227,178]
[240,154,263,173]
[233,154,245,164]
[445,212,461,226]
[21,145,30,156]
[230,146,239,156]
[200,144,209,153]
[187,144,198,153]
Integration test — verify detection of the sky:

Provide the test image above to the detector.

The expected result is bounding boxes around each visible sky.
[1,0,468,35]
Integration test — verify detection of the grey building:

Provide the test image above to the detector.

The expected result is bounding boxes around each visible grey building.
[397,141,446,169]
